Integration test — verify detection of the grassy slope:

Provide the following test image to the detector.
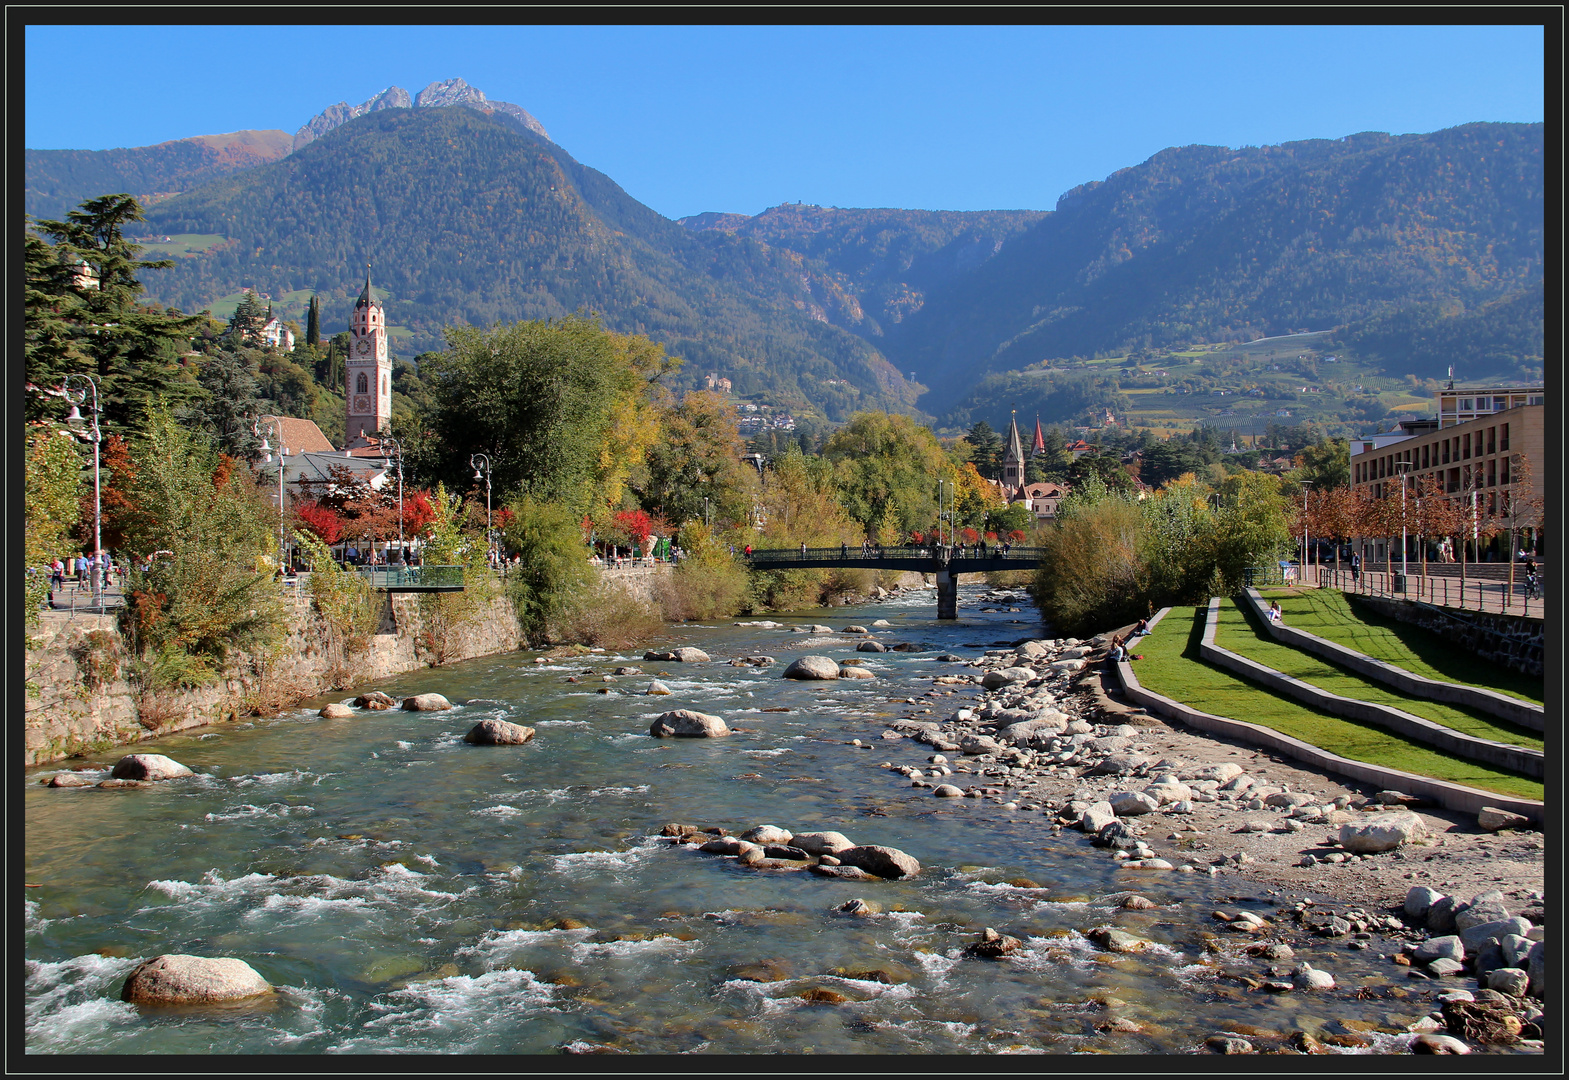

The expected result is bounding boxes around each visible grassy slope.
[1133,606,1542,800]
[1215,598,1542,750]
[1257,588,1544,706]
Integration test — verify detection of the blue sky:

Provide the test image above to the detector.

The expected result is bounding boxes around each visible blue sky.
[24,23,1545,220]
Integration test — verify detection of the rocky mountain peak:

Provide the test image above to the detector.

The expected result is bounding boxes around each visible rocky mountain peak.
[291,79,548,153]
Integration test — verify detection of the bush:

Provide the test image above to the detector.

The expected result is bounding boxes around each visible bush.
[552,580,665,649]
[501,496,595,645]
[661,522,751,621]
[295,533,382,685]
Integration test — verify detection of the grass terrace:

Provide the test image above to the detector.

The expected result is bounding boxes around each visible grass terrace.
[1257,588,1544,706]
[1133,605,1543,801]
[1216,598,1542,751]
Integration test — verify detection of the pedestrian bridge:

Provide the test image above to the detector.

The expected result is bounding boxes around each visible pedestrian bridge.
[743,546,1043,619]
[353,565,465,592]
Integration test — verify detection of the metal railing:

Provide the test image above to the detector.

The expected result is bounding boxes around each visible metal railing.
[353,565,465,590]
[745,545,1046,565]
[1318,566,1544,618]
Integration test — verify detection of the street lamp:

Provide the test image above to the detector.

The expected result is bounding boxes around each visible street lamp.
[255,415,291,570]
[470,453,492,563]
[1299,480,1314,585]
[62,374,102,605]
[1394,459,1412,584]
[379,435,405,564]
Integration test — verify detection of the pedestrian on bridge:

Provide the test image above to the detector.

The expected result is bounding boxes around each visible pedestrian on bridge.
[842,542,848,559]
[800,541,807,559]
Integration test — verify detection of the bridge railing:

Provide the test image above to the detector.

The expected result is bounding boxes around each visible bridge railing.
[745,546,1045,565]
[354,564,464,590]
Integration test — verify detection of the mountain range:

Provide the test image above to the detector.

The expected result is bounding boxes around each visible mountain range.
[25,81,1544,428]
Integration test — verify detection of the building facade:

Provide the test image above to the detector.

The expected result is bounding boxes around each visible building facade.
[344,272,393,448]
[1350,386,1544,558]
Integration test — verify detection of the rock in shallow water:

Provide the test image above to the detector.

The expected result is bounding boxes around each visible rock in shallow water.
[401,693,452,712]
[782,656,841,680]
[649,710,729,738]
[319,702,355,719]
[836,845,921,880]
[463,719,536,745]
[110,754,192,781]
[121,954,272,1005]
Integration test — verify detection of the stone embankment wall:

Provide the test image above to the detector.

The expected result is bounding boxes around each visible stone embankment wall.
[23,590,523,767]
[597,563,670,605]
[1350,594,1544,679]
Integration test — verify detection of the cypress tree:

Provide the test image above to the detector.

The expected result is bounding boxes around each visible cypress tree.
[306,294,320,347]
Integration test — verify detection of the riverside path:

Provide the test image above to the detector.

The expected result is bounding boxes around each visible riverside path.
[743,545,1044,619]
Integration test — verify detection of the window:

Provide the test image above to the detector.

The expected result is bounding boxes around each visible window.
[1461,398,1474,411]
[1462,433,1470,460]
[1421,445,1429,469]
[1529,394,1544,405]
[1500,457,1510,486]
[1494,397,1507,411]
[1442,440,1450,464]
[1501,423,1509,452]
[357,373,368,393]
[1487,427,1496,454]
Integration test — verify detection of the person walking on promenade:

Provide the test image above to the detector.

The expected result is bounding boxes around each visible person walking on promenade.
[1349,550,1361,584]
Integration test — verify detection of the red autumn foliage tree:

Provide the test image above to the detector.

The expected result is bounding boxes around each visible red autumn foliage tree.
[294,501,344,544]
[613,509,654,547]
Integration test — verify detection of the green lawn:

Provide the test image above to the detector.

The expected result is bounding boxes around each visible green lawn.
[1215,599,1542,751]
[1257,588,1544,706]
[1133,606,1543,801]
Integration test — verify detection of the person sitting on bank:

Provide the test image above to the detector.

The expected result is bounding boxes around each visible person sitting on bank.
[1108,636,1128,663]
[1268,600,1283,624]
[1130,617,1149,637]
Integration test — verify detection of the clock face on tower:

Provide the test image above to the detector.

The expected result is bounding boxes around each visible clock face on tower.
[356,338,371,356]
[353,395,372,413]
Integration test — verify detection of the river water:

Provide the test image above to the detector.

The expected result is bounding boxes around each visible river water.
[24,587,1474,1055]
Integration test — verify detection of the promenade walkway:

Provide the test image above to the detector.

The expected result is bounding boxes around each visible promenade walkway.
[1312,565,1545,618]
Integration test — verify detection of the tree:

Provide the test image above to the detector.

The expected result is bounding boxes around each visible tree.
[29,195,207,433]
[824,412,952,538]
[226,291,269,346]
[24,424,83,629]
[306,294,321,348]
[294,501,345,545]
[640,390,752,531]
[964,421,1004,479]
[413,315,673,515]
[118,401,285,688]
[1293,436,1350,489]
[499,496,595,643]
[192,351,265,458]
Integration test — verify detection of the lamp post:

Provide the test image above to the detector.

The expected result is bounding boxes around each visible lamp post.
[62,374,102,605]
[379,435,405,565]
[1394,459,1412,585]
[1299,480,1314,586]
[255,415,291,570]
[470,453,492,563]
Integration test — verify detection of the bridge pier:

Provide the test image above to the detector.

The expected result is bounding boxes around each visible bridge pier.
[936,569,958,620]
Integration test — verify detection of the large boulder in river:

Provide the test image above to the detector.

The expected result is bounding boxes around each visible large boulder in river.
[401,693,452,712]
[121,954,272,1005]
[740,825,793,845]
[672,647,710,663]
[646,680,673,695]
[353,691,396,709]
[838,665,875,680]
[463,719,536,745]
[1338,810,1427,853]
[782,656,840,680]
[836,844,921,880]
[110,754,192,781]
[791,830,857,856]
[856,640,887,653]
[650,710,729,738]
[319,703,355,719]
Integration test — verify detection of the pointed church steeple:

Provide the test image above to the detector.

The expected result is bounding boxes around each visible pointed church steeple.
[1032,415,1046,455]
[1002,409,1027,490]
[356,264,378,308]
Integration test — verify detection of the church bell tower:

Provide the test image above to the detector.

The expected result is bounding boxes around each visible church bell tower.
[345,267,393,448]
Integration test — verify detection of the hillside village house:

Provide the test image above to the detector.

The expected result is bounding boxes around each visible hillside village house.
[1349,384,1544,563]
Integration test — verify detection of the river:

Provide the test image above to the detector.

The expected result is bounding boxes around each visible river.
[24,586,1473,1054]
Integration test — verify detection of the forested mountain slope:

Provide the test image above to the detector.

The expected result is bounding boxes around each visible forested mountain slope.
[890,123,1543,406]
[135,107,920,420]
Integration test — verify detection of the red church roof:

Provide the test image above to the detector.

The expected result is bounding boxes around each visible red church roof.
[1032,417,1046,453]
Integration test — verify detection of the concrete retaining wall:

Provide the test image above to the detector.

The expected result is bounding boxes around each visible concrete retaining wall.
[1200,599,1540,777]
[1122,606,1543,823]
[24,587,523,767]
[1352,593,1543,679]
[1242,588,1543,731]
[597,563,670,605]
